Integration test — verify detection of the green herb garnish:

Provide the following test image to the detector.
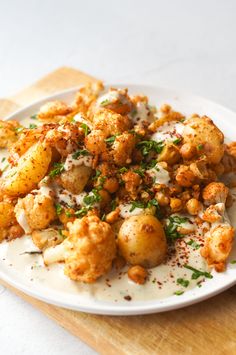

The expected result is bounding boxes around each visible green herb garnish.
[49,162,65,177]
[129,201,146,212]
[65,210,72,217]
[30,114,38,120]
[174,290,184,296]
[230,260,236,264]
[58,229,67,239]
[197,144,203,151]
[187,239,201,249]
[173,137,182,145]
[83,189,101,206]
[137,140,164,156]
[184,264,213,280]
[105,135,118,144]
[133,168,145,177]
[165,216,188,241]
[15,126,24,133]
[111,199,117,211]
[29,123,38,129]
[81,123,91,136]
[93,170,101,180]
[119,167,128,174]
[177,278,189,288]
[100,99,110,106]
[55,203,63,215]
[1,157,6,163]
[75,207,89,218]
[72,149,90,159]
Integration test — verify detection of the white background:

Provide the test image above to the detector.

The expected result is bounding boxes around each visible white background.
[0,0,236,354]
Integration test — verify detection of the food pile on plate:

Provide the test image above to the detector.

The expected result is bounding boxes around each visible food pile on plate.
[0,82,235,285]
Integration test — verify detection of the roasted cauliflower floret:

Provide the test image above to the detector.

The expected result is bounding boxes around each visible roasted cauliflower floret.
[43,215,117,283]
[93,109,132,136]
[32,228,64,250]
[58,165,92,194]
[201,225,234,271]
[38,101,72,122]
[85,129,107,155]
[112,132,136,166]
[182,115,224,164]
[72,81,104,115]
[0,120,21,148]
[14,194,56,233]
[201,203,225,223]
[202,182,229,206]
[94,88,133,115]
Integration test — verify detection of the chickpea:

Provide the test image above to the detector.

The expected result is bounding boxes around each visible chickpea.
[170,198,182,212]
[186,198,202,215]
[128,265,148,285]
[103,177,119,193]
[105,208,120,224]
[155,191,170,206]
[158,143,181,165]
[180,143,196,160]
[176,166,196,187]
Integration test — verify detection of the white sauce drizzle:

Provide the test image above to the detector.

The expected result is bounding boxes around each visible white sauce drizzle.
[146,163,170,185]
[151,121,184,143]
[64,153,93,171]
[118,203,144,218]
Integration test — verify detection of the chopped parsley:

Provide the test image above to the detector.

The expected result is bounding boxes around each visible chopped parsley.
[101,213,106,221]
[184,264,213,280]
[137,140,164,156]
[197,144,204,151]
[1,157,6,163]
[83,189,101,206]
[165,216,188,241]
[92,170,101,181]
[29,123,37,129]
[15,126,24,133]
[65,210,72,217]
[58,229,67,239]
[177,278,189,288]
[55,203,63,215]
[111,199,117,211]
[129,201,146,212]
[75,207,89,218]
[105,135,118,145]
[100,99,110,106]
[30,114,38,120]
[133,168,145,177]
[173,137,182,145]
[186,239,201,249]
[174,290,184,296]
[119,167,128,174]
[49,162,65,177]
[230,260,236,264]
[81,123,91,136]
[72,149,89,159]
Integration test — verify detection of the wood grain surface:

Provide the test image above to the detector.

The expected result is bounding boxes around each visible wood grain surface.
[0,67,236,355]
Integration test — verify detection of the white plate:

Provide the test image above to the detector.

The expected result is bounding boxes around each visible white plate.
[1,84,236,315]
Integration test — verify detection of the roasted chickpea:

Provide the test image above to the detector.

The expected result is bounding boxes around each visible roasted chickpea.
[170,198,182,212]
[128,265,148,285]
[186,198,202,215]
[103,177,119,193]
[118,215,167,268]
[98,189,111,209]
[158,143,181,165]
[155,191,170,206]
[180,143,196,160]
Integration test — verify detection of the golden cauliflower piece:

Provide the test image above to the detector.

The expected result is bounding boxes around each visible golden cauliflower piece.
[72,81,104,115]
[38,101,72,122]
[94,88,133,115]
[93,109,132,136]
[14,194,56,233]
[0,120,21,148]
[201,225,234,271]
[32,228,65,250]
[64,216,116,282]
[112,132,136,166]
[43,215,117,283]
[202,182,228,206]
[183,116,224,164]
[0,200,24,242]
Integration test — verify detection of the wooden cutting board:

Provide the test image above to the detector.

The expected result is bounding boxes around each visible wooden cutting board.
[0,67,236,355]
